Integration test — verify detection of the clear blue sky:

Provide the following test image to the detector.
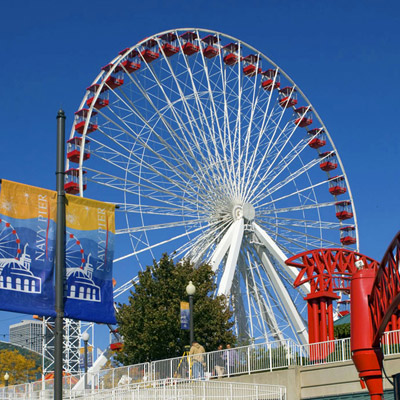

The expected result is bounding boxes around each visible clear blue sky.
[1,0,399,352]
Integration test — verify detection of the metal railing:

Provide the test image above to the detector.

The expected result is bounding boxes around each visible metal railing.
[382,328,400,356]
[0,379,286,400]
[2,329,400,399]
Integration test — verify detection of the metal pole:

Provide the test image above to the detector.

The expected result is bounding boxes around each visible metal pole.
[189,294,194,345]
[55,109,66,400]
[84,339,88,390]
[394,373,400,400]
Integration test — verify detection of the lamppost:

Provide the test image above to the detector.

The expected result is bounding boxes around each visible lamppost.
[4,372,9,399]
[186,281,196,345]
[82,332,90,390]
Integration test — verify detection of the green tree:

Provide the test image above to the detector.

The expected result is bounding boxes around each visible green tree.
[0,349,41,385]
[115,254,236,365]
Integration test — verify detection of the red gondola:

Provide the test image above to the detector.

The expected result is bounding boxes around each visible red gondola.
[86,84,109,109]
[278,87,297,108]
[308,128,326,149]
[242,54,261,77]
[74,109,98,134]
[294,106,313,127]
[328,176,347,196]
[335,201,353,221]
[102,63,124,89]
[223,43,239,66]
[118,48,141,73]
[180,31,199,56]
[159,33,179,57]
[110,342,123,351]
[64,169,87,194]
[340,226,357,245]
[67,137,90,163]
[261,69,280,91]
[319,152,338,171]
[202,34,219,59]
[140,39,159,63]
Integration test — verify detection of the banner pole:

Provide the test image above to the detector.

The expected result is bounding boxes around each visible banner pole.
[55,109,66,400]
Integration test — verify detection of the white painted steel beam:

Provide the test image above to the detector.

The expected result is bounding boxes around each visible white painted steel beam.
[217,219,244,296]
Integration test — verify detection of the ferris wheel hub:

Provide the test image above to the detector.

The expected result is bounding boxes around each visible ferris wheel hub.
[232,203,255,221]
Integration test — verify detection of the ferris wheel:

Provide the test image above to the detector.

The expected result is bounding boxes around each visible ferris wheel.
[66,28,358,345]
[0,218,21,260]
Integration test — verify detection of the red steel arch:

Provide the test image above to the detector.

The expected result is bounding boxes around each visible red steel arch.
[370,232,400,346]
[286,249,379,344]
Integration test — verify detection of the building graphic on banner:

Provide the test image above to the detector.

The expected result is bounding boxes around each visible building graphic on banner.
[66,232,101,302]
[0,219,42,294]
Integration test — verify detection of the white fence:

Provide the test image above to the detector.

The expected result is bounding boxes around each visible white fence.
[1,329,400,399]
[0,379,286,400]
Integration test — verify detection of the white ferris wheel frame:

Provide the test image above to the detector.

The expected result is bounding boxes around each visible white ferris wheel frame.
[66,28,359,346]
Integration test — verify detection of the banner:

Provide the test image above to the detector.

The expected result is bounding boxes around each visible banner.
[180,301,189,330]
[0,180,57,316]
[0,180,116,324]
[64,194,116,324]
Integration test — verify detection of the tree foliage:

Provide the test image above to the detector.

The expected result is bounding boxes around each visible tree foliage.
[334,323,351,339]
[0,349,41,385]
[115,254,236,365]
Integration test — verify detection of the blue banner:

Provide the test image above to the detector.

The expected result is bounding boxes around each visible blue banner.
[64,195,116,324]
[0,180,116,324]
[180,301,189,330]
[0,180,57,317]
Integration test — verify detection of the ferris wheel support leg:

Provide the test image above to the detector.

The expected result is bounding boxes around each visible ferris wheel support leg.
[217,219,244,297]
[253,223,310,294]
[253,224,309,345]
[210,223,238,273]
[257,248,309,345]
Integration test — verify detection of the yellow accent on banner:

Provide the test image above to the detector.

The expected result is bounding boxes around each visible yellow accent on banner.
[0,180,57,221]
[66,194,115,233]
[180,301,189,310]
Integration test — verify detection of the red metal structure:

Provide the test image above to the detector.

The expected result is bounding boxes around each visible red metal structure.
[286,249,379,344]
[287,231,400,399]
[351,231,400,399]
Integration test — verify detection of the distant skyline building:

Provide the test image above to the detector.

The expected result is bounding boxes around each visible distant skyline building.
[9,319,44,354]
[9,318,82,374]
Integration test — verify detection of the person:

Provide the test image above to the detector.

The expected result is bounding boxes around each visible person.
[224,344,239,374]
[214,344,225,378]
[189,340,205,379]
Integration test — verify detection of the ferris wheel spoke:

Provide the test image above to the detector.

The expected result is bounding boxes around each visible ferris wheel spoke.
[252,154,325,204]
[258,215,341,230]
[115,217,208,235]
[86,164,211,212]
[242,83,280,200]
[255,177,336,209]
[172,36,234,197]
[114,222,208,262]
[195,32,235,191]
[111,85,206,179]
[242,106,291,200]
[117,203,202,217]
[239,65,263,196]
[132,56,230,191]
[260,219,342,248]
[258,199,338,215]
[180,218,233,263]
[93,110,211,196]
[122,69,219,186]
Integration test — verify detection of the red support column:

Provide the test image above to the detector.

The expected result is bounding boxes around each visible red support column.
[351,268,383,400]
